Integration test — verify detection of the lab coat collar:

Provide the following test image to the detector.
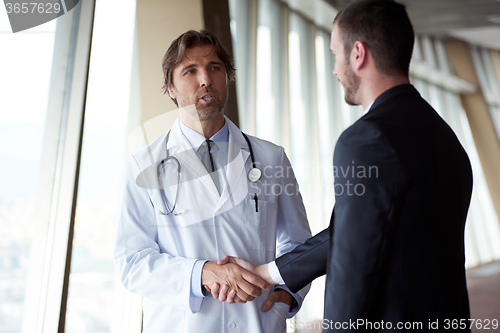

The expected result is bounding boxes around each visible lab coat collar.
[225,116,249,148]
[216,116,251,214]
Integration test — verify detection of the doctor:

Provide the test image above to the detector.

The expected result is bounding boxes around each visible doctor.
[114,29,312,333]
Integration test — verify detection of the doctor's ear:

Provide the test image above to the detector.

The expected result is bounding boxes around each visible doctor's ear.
[165,83,179,107]
[167,88,176,100]
[164,81,176,99]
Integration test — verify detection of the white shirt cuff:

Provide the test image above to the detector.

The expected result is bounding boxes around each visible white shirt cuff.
[191,259,208,298]
[268,260,285,285]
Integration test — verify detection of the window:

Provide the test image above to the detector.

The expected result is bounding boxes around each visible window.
[0,13,56,333]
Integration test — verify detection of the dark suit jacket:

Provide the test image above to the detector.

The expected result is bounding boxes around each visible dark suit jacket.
[276,84,473,332]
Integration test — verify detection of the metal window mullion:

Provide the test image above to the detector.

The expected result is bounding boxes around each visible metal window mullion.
[58,2,96,331]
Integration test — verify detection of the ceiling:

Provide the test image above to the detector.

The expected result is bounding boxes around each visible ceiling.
[325,0,500,50]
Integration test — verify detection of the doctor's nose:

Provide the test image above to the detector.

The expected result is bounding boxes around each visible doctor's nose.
[199,70,212,87]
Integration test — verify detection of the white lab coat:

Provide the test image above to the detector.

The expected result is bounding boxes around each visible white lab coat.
[114,117,311,333]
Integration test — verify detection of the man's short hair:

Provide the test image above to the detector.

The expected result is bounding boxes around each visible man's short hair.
[334,0,414,77]
[161,30,236,105]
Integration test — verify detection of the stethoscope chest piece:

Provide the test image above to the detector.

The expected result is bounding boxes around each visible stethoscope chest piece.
[241,132,262,183]
[248,167,262,182]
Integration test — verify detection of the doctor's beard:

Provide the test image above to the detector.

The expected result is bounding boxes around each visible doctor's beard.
[194,86,229,121]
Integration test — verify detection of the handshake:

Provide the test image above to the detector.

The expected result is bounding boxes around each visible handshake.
[201,256,292,312]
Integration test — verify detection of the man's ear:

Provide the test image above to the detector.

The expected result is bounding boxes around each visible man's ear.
[351,41,367,71]
[166,84,176,100]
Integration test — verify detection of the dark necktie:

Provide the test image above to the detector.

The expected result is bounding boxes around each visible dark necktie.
[201,139,221,194]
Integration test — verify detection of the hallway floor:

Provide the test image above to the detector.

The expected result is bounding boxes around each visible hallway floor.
[466,260,500,333]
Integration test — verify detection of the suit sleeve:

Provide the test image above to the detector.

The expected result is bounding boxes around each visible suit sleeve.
[276,226,329,292]
[113,156,203,313]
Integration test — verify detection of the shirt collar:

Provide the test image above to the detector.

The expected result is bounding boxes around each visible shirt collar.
[179,119,229,154]
[210,121,229,154]
[363,101,374,116]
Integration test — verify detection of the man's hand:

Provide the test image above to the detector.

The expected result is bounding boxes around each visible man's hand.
[207,256,283,307]
[261,289,293,312]
[201,261,269,304]
[217,255,277,285]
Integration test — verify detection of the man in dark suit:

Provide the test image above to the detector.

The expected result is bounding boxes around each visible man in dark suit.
[213,0,473,331]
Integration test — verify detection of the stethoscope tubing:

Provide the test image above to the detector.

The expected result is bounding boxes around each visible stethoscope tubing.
[158,130,261,215]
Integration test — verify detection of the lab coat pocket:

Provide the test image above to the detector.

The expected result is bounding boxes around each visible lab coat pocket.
[244,194,277,250]
[265,302,289,333]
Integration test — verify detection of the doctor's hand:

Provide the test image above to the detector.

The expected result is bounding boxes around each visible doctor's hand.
[205,256,279,304]
[201,261,269,304]
[217,255,277,285]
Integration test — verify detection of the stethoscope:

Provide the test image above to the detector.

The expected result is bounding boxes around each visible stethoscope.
[157,130,262,215]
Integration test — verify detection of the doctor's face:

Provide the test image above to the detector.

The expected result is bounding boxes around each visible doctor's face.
[168,44,229,120]
[330,24,360,106]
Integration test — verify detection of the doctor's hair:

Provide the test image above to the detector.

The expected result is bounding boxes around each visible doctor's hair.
[161,29,236,106]
[334,0,414,77]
